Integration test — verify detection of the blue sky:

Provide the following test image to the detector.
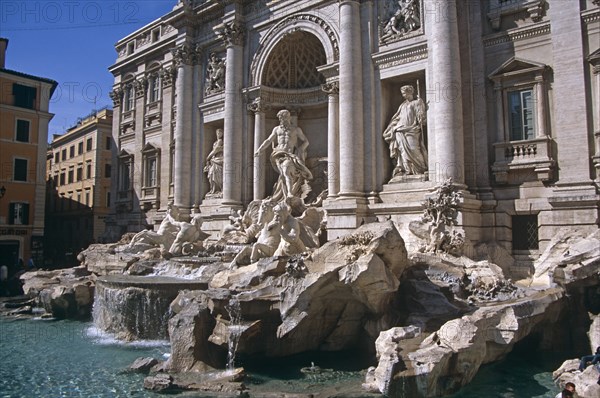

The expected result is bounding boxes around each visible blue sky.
[0,0,176,140]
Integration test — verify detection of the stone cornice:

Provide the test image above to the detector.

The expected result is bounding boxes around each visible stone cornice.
[483,22,550,47]
[372,43,428,70]
[582,8,600,25]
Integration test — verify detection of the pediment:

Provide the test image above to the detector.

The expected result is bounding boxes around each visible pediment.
[489,57,547,80]
[588,48,600,64]
[118,149,132,158]
[142,142,158,153]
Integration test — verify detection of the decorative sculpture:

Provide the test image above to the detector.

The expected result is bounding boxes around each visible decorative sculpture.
[255,109,313,202]
[380,0,421,43]
[419,179,464,255]
[205,52,225,95]
[128,207,207,257]
[273,202,306,258]
[128,207,179,253]
[204,128,224,198]
[382,84,428,179]
[169,214,206,256]
[230,200,280,267]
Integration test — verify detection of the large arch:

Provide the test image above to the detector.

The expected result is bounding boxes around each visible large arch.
[250,13,339,87]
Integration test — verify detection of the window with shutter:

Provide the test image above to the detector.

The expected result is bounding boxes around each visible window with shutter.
[13,159,27,181]
[16,119,30,142]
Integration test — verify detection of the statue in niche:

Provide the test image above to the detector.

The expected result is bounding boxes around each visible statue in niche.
[382,84,428,178]
[255,109,312,202]
[205,52,225,95]
[380,0,421,43]
[204,128,224,198]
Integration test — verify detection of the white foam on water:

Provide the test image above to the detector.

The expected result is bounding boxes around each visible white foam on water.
[85,325,169,348]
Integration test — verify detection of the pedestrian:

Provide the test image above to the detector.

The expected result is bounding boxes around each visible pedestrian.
[555,382,576,398]
[579,346,600,371]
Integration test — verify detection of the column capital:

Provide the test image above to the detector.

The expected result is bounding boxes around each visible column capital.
[216,21,245,47]
[134,77,148,98]
[593,64,600,75]
[171,43,202,66]
[109,87,124,107]
[160,66,178,88]
[321,81,339,95]
[247,97,268,113]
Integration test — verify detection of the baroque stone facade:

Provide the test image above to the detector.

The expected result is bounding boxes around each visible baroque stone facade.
[107,0,600,270]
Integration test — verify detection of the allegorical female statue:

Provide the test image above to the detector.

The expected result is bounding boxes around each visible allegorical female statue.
[204,128,224,197]
[382,84,428,178]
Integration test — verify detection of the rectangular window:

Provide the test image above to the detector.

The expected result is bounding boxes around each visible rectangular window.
[8,203,29,225]
[106,191,111,207]
[86,138,93,151]
[145,157,157,187]
[76,191,82,208]
[69,145,75,158]
[60,172,66,185]
[151,28,160,43]
[68,169,74,184]
[54,153,59,163]
[105,164,111,178]
[119,160,131,191]
[85,190,91,206]
[76,166,83,182]
[124,86,134,112]
[13,158,27,181]
[12,83,36,109]
[16,119,30,142]
[127,42,135,55]
[86,162,92,179]
[62,149,67,161]
[508,89,535,141]
[106,137,112,150]
[512,215,539,250]
[78,142,84,155]
[149,76,160,103]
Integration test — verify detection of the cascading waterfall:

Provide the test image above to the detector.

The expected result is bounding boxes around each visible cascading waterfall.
[93,284,173,340]
[225,296,243,372]
[93,275,207,340]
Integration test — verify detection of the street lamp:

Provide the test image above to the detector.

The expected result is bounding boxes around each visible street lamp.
[0,185,5,198]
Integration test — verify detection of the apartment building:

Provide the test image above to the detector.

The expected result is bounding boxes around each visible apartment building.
[0,37,57,267]
[45,108,113,264]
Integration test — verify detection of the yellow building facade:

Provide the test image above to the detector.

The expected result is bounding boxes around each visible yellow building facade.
[0,38,57,268]
[45,109,113,265]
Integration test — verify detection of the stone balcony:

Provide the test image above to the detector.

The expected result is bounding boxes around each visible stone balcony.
[492,136,555,184]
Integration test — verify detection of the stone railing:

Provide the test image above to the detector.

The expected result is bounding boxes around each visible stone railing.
[142,186,159,199]
[117,190,132,202]
[492,136,555,183]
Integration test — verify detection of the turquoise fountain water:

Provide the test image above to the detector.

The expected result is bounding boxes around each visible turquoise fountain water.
[0,315,565,397]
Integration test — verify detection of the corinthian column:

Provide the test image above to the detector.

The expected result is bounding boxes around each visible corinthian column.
[322,82,340,198]
[218,21,245,206]
[248,98,267,200]
[172,44,197,211]
[425,0,464,184]
[338,0,364,197]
